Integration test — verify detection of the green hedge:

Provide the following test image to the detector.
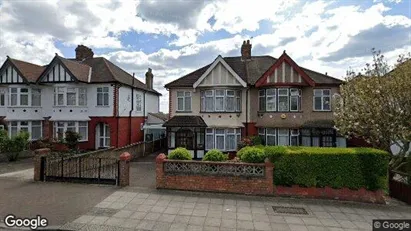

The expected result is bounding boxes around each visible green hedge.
[238,146,389,191]
[168,147,192,160]
[203,149,227,162]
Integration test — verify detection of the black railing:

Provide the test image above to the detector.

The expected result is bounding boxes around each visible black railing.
[41,155,119,185]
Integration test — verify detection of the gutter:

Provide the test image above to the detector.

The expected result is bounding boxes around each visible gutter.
[129,74,135,145]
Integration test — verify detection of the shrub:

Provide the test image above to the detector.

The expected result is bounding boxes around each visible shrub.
[168,147,192,160]
[237,136,263,150]
[65,131,81,150]
[2,131,30,161]
[272,146,389,191]
[264,146,287,162]
[238,146,266,163]
[203,149,227,162]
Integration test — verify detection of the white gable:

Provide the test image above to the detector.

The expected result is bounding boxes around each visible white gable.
[41,63,75,82]
[0,64,25,84]
[193,56,247,88]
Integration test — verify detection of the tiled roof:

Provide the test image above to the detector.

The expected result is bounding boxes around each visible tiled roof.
[58,56,91,82]
[165,56,343,88]
[149,112,168,121]
[163,116,207,127]
[8,58,45,82]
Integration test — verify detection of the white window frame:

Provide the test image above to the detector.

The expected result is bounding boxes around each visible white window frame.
[290,88,301,112]
[278,129,290,146]
[97,87,109,106]
[225,90,235,112]
[313,89,331,111]
[215,129,225,150]
[8,121,43,140]
[0,91,5,106]
[258,128,266,144]
[290,129,299,146]
[215,90,225,112]
[277,88,289,112]
[200,89,241,112]
[54,87,87,107]
[205,128,214,150]
[266,89,276,112]
[176,91,192,112]
[9,87,37,107]
[53,121,88,141]
[266,128,277,146]
[205,128,241,151]
[258,90,265,111]
[136,93,142,112]
[31,89,41,107]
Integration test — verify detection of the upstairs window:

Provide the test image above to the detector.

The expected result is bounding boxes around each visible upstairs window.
[259,88,301,112]
[9,88,41,107]
[177,91,191,111]
[200,89,241,112]
[313,89,331,111]
[97,87,109,106]
[0,92,4,106]
[54,87,87,106]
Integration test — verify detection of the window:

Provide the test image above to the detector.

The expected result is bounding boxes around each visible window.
[53,87,87,106]
[31,89,41,106]
[290,89,301,111]
[205,128,241,151]
[266,89,276,111]
[97,123,109,148]
[53,121,88,141]
[19,88,29,106]
[313,89,331,111]
[97,87,109,106]
[259,88,302,112]
[258,128,266,144]
[175,128,194,149]
[290,129,299,146]
[278,89,289,111]
[176,91,191,111]
[215,90,225,111]
[258,90,265,111]
[0,92,4,106]
[8,121,42,140]
[266,128,276,145]
[136,93,142,111]
[200,89,241,112]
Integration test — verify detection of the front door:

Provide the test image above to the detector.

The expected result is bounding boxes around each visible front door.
[96,123,110,149]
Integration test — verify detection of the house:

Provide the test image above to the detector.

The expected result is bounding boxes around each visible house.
[0,45,161,150]
[143,112,167,141]
[164,40,346,159]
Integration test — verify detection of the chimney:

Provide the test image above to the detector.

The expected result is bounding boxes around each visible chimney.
[75,45,94,61]
[145,68,153,89]
[241,40,252,60]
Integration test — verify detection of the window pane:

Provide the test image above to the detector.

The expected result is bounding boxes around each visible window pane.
[236,95,241,111]
[177,91,184,97]
[184,92,191,97]
[103,93,109,106]
[314,97,322,110]
[215,129,225,134]
[323,96,331,110]
[177,98,184,111]
[278,136,289,146]
[79,88,87,106]
[226,96,234,111]
[226,134,235,150]
[20,94,28,106]
[206,134,214,150]
[20,88,28,93]
[314,89,322,96]
[21,121,29,126]
[278,95,289,111]
[79,127,87,141]
[184,96,191,111]
[67,92,76,106]
[258,128,265,135]
[216,136,224,150]
[11,126,18,137]
[323,90,330,95]
[32,121,41,126]
[278,129,288,135]
[259,96,265,111]
[97,93,103,106]
[266,135,276,145]
[11,88,17,93]
[215,97,224,111]
[312,137,320,146]
[259,90,265,97]
[302,137,311,146]
[103,87,109,93]
[79,121,87,127]
[226,90,235,96]
[266,96,276,111]
[291,136,299,146]
[205,96,214,111]
[0,93,5,106]
[31,126,42,140]
[58,94,64,105]
[10,94,17,106]
[266,128,276,135]
[290,96,299,111]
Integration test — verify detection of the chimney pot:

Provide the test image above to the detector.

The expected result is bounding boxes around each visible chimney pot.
[246,40,250,44]
[145,68,154,89]
[75,45,94,61]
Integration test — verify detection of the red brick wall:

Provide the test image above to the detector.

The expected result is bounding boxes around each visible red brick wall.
[242,122,258,137]
[156,154,274,195]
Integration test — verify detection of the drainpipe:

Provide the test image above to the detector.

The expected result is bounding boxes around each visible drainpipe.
[245,86,249,136]
[129,74,135,145]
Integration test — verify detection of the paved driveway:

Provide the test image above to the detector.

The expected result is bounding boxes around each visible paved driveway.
[129,152,160,189]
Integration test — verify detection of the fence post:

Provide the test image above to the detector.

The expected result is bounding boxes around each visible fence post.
[33,148,50,182]
[119,152,131,187]
[265,158,274,194]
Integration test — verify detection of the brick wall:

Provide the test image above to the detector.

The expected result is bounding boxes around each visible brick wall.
[156,154,274,195]
[242,122,258,137]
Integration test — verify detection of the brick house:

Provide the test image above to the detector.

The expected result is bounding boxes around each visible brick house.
[164,40,346,159]
[0,45,161,150]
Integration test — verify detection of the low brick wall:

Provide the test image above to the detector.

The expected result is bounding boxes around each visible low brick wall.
[275,185,386,204]
[156,154,274,195]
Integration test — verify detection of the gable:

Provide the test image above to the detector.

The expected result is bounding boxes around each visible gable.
[198,62,242,87]
[193,56,247,88]
[267,61,305,84]
[256,52,315,87]
[0,61,26,84]
[40,60,76,83]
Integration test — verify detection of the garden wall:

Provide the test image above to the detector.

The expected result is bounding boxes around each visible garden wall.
[156,154,274,195]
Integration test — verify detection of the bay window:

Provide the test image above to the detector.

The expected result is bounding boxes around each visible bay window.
[97,87,109,106]
[205,128,241,151]
[200,89,241,112]
[55,87,87,106]
[8,121,42,140]
[300,128,339,147]
[258,128,266,144]
[313,89,331,111]
[258,128,301,146]
[266,128,277,145]
[54,121,88,141]
[258,88,301,112]
[290,129,300,146]
[9,87,41,106]
[176,91,191,111]
[278,129,289,146]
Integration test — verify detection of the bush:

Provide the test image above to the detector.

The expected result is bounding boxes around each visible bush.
[237,136,263,150]
[272,146,389,191]
[168,147,192,160]
[238,146,266,163]
[203,149,227,162]
[65,131,81,150]
[2,131,30,161]
[264,146,287,162]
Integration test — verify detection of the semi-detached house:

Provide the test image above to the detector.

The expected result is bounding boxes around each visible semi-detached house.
[0,45,161,150]
[164,40,346,159]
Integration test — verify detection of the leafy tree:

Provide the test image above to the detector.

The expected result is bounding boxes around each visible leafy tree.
[64,131,81,150]
[334,48,411,170]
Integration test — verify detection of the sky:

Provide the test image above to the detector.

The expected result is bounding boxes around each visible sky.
[0,0,410,113]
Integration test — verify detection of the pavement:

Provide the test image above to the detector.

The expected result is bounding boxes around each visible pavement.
[61,187,411,231]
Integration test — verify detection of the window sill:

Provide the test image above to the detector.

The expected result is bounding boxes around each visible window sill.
[258,111,303,113]
[53,106,88,108]
[312,110,332,112]
[8,106,41,108]
[175,111,192,113]
[200,111,242,114]
[95,105,110,108]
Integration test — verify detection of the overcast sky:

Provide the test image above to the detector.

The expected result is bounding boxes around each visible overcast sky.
[0,0,410,113]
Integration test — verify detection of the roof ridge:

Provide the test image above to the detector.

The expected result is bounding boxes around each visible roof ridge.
[101,58,117,82]
[102,57,147,87]
[58,56,92,68]
[9,58,44,67]
[165,63,211,87]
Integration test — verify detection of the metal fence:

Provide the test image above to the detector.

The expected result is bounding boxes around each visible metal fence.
[41,155,119,185]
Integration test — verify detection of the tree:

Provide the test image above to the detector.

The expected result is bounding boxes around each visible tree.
[334,48,411,170]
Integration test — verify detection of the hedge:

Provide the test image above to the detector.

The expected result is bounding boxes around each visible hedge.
[203,149,227,162]
[168,147,192,160]
[238,146,389,191]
